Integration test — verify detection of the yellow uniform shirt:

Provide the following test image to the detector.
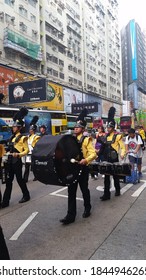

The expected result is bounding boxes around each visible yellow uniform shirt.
[77,134,97,164]
[11,132,29,157]
[139,129,145,141]
[106,132,126,158]
[28,134,41,150]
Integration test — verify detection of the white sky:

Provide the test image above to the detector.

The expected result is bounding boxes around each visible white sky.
[118,0,146,30]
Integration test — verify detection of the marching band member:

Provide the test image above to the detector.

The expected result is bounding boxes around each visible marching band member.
[23,116,40,183]
[60,109,97,225]
[100,107,126,201]
[1,108,30,208]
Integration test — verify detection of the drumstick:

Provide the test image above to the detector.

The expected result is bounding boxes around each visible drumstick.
[70,158,79,163]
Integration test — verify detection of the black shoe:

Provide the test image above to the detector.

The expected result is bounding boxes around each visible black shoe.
[82,210,91,218]
[60,216,75,225]
[33,178,37,181]
[1,202,9,208]
[19,196,30,203]
[100,195,110,201]
[115,191,121,196]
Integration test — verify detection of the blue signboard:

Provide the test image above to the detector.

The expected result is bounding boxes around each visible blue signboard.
[130,20,137,81]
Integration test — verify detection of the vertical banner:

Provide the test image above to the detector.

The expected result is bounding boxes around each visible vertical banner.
[130,20,137,81]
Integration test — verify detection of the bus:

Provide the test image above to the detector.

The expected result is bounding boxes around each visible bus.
[0,106,67,136]
[120,116,132,133]
[67,114,93,131]
[0,118,12,143]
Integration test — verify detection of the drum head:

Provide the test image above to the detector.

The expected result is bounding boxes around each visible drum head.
[54,135,83,184]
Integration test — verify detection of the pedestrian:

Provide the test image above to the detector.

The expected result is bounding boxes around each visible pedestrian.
[0,225,10,260]
[1,108,30,208]
[39,125,47,137]
[60,109,97,225]
[100,121,126,201]
[23,120,40,183]
[95,125,106,162]
[125,128,143,178]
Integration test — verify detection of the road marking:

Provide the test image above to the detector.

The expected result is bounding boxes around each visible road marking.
[132,182,146,197]
[50,187,83,201]
[10,212,38,241]
[120,184,133,194]
[142,166,146,171]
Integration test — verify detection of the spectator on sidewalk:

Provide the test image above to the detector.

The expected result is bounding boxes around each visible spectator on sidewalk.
[125,128,143,177]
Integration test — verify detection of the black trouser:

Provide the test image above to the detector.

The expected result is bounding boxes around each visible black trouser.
[2,159,30,205]
[0,226,10,260]
[23,163,31,182]
[67,166,91,219]
[0,190,1,205]
[104,174,120,197]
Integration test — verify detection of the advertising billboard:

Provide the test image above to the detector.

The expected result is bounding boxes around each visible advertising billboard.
[30,82,64,110]
[9,78,46,104]
[130,20,137,81]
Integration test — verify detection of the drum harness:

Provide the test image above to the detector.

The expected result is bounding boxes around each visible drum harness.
[103,133,118,163]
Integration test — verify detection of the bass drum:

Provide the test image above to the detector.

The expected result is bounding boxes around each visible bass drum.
[32,134,83,186]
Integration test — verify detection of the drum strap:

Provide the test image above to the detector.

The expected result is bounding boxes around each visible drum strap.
[78,135,87,146]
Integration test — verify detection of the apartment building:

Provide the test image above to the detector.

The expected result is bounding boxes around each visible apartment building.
[121,19,146,111]
[0,0,122,117]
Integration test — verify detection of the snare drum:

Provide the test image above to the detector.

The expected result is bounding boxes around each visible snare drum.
[98,161,114,175]
[113,162,131,176]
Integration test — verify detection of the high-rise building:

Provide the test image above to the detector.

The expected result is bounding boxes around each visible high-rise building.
[0,0,122,118]
[121,19,146,111]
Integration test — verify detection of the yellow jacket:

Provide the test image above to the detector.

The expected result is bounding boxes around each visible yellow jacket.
[139,129,145,140]
[27,133,41,151]
[106,132,126,158]
[11,132,29,157]
[77,134,97,164]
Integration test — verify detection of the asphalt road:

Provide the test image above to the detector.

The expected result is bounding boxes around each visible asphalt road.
[0,159,146,260]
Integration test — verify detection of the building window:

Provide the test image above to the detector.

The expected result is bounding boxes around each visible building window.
[5,0,14,7]
[53,70,58,77]
[28,0,37,8]
[19,7,28,18]
[60,72,64,79]
[30,13,36,23]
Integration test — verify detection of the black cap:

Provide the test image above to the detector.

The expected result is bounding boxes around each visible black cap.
[74,108,88,128]
[107,121,115,128]
[12,119,24,127]
[30,124,37,131]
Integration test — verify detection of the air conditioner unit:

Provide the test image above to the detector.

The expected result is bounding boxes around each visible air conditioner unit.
[19,4,24,9]
[11,16,15,21]
[33,30,38,34]
[20,22,24,26]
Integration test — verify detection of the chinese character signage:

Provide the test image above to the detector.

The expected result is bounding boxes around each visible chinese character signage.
[71,102,98,114]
